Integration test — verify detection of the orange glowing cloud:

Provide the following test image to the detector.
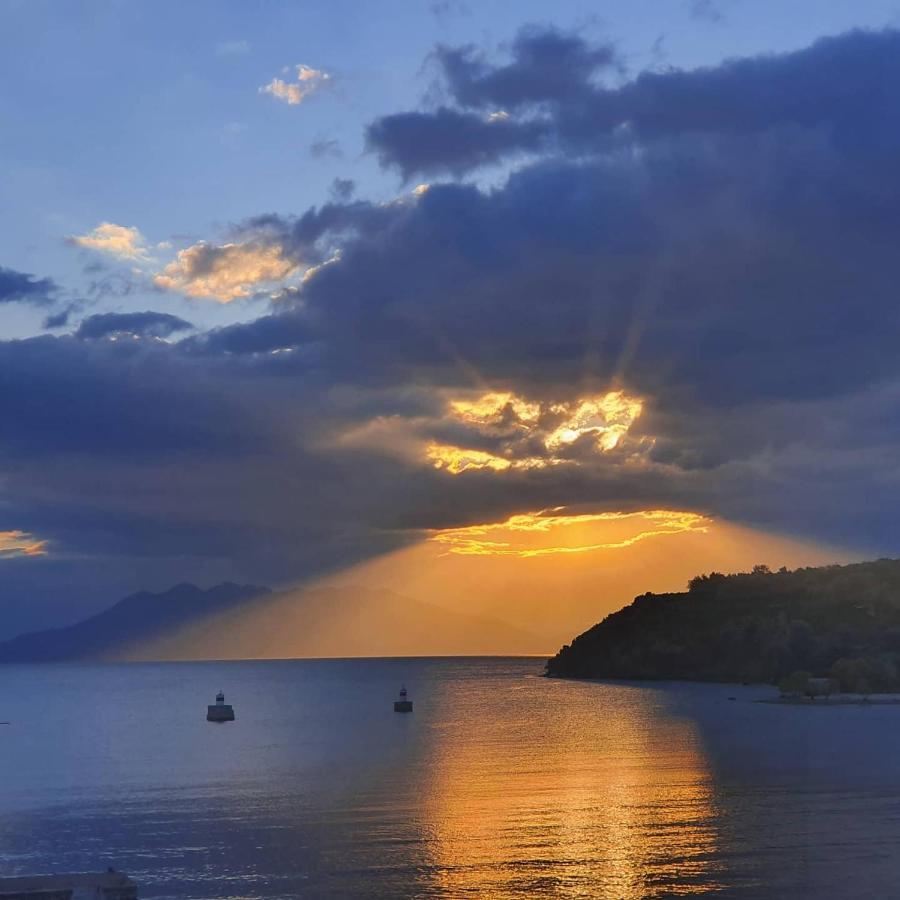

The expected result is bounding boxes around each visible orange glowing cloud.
[426,443,559,474]
[68,222,150,261]
[427,388,646,474]
[544,391,643,452]
[449,391,541,429]
[0,530,48,559]
[154,240,299,302]
[430,508,709,556]
[331,388,649,476]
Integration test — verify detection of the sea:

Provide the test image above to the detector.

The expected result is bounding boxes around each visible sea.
[1,657,900,898]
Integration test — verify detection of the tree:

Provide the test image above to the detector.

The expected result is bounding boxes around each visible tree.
[778,670,812,697]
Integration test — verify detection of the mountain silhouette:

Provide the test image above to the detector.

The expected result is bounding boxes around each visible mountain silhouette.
[0,582,269,662]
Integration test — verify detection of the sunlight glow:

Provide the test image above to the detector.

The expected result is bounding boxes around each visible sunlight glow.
[428,388,645,474]
[449,391,541,428]
[426,443,556,474]
[545,391,644,452]
[431,509,709,556]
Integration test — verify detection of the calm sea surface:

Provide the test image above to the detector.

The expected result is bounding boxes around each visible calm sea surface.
[1,657,900,898]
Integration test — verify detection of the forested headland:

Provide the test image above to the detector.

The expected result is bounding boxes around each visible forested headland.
[547,559,900,693]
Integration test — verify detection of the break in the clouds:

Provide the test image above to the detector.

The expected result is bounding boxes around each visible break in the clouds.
[260,64,331,106]
[68,223,150,261]
[3,24,900,635]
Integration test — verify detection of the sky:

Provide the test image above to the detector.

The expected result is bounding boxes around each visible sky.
[2,0,900,644]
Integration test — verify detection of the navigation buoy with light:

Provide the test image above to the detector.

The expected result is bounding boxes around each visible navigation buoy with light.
[207,690,235,722]
[393,685,413,713]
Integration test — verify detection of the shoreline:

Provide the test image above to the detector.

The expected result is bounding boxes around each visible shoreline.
[548,673,900,705]
[763,694,900,706]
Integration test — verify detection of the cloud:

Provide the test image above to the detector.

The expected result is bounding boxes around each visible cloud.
[0,265,58,305]
[75,311,194,340]
[329,178,356,201]
[355,389,647,475]
[260,64,331,106]
[436,25,620,109]
[430,0,469,19]
[310,138,342,159]
[0,530,47,559]
[8,26,900,636]
[68,223,150,260]
[368,26,900,176]
[430,509,709,556]
[43,308,71,329]
[367,107,547,178]
[153,241,299,302]
[688,0,727,23]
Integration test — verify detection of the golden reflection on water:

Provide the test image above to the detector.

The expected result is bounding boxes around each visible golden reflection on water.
[418,677,723,898]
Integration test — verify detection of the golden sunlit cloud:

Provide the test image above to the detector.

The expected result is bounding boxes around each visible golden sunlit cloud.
[431,508,709,556]
[449,391,540,429]
[545,391,643,452]
[0,530,48,559]
[329,388,648,476]
[260,64,331,105]
[154,240,299,302]
[68,222,150,261]
[427,388,645,474]
[426,442,555,474]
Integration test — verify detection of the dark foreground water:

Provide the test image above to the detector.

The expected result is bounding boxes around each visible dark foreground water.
[1,658,900,898]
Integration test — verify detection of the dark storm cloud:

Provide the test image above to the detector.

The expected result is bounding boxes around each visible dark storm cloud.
[367,108,547,178]
[368,27,900,176]
[435,26,620,109]
[213,127,900,407]
[0,337,276,460]
[190,310,312,355]
[75,310,194,340]
[5,26,900,635]
[0,265,58,305]
[43,307,72,329]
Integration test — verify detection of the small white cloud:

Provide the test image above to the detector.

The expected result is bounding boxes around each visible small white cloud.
[153,240,299,303]
[68,222,150,261]
[260,64,331,106]
[487,110,510,122]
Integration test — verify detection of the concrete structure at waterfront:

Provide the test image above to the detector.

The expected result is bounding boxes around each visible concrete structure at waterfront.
[0,871,137,899]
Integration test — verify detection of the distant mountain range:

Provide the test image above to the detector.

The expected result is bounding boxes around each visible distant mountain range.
[0,581,544,662]
[546,559,900,692]
[0,582,270,662]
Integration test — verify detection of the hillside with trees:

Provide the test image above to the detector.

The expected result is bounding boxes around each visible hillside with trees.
[546,559,900,693]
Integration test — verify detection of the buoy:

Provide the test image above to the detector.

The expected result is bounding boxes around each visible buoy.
[207,690,235,722]
[393,685,413,713]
